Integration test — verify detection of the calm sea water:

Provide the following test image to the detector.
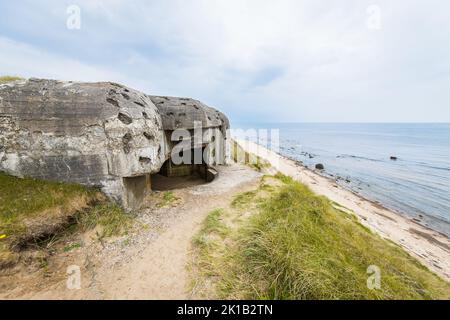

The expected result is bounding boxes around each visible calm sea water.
[233,123,450,237]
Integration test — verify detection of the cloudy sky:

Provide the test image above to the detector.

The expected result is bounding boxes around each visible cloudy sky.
[1,0,449,123]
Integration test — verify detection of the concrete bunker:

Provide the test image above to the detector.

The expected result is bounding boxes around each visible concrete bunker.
[151,146,218,191]
[0,79,230,211]
[147,95,230,192]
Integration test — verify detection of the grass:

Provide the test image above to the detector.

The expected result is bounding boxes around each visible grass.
[0,172,131,267]
[0,173,95,223]
[63,242,82,253]
[231,140,271,172]
[156,191,180,208]
[76,203,132,238]
[191,175,450,300]
[231,191,258,209]
[193,209,229,245]
[192,209,228,256]
[190,208,231,297]
[0,75,23,84]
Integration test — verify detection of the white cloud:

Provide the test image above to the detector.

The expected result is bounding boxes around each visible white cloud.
[1,0,449,122]
[0,37,118,81]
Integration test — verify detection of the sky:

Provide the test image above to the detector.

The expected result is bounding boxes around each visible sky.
[0,0,449,123]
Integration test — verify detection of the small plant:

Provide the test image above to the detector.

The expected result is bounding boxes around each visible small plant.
[231,191,257,208]
[0,76,23,84]
[201,209,228,235]
[63,242,82,253]
[157,191,180,208]
[77,203,132,238]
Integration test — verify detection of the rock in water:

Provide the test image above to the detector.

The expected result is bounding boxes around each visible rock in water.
[315,163,325,170]
[390,156,398,161]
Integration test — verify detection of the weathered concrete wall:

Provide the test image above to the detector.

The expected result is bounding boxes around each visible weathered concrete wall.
[149,96,229,130]
[0,79,231,210]
[0,79,169,209]
[149,96,231,166]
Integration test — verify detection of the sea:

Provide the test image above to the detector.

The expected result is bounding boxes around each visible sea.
[232,123,450,237]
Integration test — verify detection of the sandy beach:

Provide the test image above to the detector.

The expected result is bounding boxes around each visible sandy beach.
[235,139,450,282]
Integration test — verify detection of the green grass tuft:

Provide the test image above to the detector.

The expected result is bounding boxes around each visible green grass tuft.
[201,209,228,236]
[76,203,132,238]
[0,76,23,84]
[157,191,180,208]
[63,242,82,252]
[231,191,257,209]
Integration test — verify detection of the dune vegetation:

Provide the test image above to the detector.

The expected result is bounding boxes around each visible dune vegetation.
[191,174,450,300]
[0,76,23,84]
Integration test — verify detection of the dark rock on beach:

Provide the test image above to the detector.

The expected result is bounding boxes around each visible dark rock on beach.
[315,163,325,170]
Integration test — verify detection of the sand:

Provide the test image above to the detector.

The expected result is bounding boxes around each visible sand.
[235,139,450,282]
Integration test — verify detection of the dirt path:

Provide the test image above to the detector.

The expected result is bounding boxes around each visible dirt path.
[95,165,261,300]
[1,163,261,300]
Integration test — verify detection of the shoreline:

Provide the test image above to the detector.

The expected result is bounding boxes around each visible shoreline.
[286,155,450,240]
[234,139,450,282]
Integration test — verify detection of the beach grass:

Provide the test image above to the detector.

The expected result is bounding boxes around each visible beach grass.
[0,76,23,84]
[191,174,450,300]
[156,191,180,208]
[0,172,131,267]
